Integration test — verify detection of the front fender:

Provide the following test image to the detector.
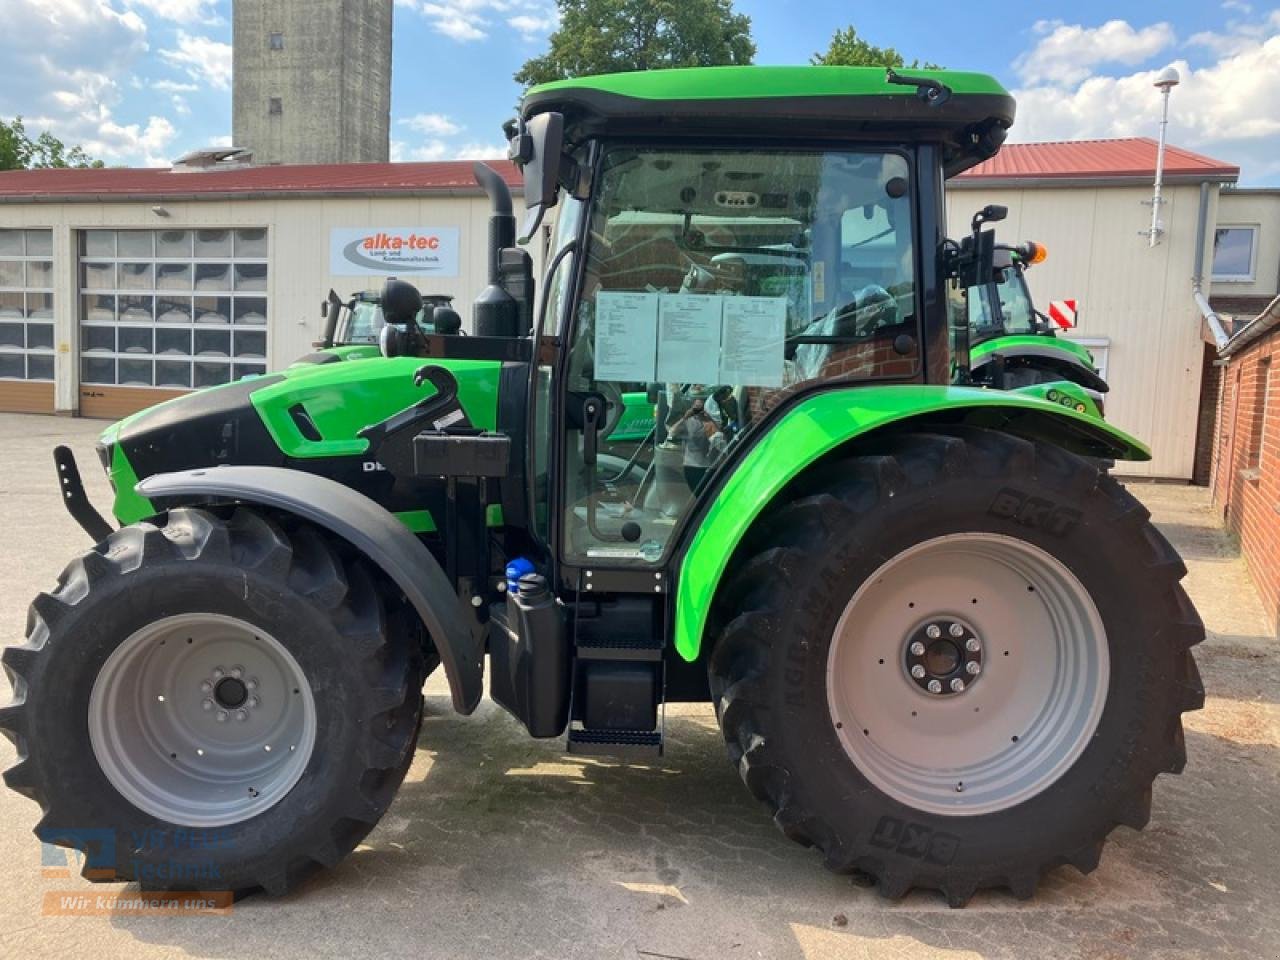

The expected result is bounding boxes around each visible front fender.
[673,384,1148,662]
[136,465,485,715]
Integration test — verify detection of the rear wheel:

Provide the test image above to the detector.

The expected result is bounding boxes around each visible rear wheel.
[0,506,425,896]
[709,427,1204,905]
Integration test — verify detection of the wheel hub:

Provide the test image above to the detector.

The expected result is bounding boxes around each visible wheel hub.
[905,619,982,695]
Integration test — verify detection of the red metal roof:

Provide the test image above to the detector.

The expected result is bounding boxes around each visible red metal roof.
[958,138,1238,183]
[0,138,1238,200]
[0,159,522,201]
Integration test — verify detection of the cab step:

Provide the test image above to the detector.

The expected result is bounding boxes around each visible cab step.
[567,728,662,759]
[574,635,664,662]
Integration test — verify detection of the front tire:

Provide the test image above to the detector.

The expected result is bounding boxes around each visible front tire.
[709,427,1203,905]
[0,507,425,896]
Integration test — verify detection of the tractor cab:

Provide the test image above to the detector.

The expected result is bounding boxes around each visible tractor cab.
[304,285,462,363]
[956,235,1109,404]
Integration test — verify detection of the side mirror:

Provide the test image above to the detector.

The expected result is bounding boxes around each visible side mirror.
[971,204,1008,232]
[513,112,565,244]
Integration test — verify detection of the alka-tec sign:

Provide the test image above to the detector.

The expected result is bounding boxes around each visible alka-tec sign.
[330,227,461,277]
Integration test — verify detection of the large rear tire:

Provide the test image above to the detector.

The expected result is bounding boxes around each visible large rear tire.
[0,506,425,896]
[708,427,1203,905]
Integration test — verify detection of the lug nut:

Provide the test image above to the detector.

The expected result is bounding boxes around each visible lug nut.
[201,699,214,711]
[246,678,258,691]
[910,641,925,656]
[200,680,212,693]
[965,637,981,652]
[927,679,942,694]
[212,667,224,679]
[235,710,248,722]
[249,697,260,708]
[216,710,228,723]
[966,661,981,676]
[950,678,966,693]
[926,624,941,639]
[949,623,964,638]
[231,666,244,679]
[911,664,926,679]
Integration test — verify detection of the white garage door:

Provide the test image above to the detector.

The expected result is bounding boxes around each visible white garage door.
[78,228,269,417]
[0,229,55,413]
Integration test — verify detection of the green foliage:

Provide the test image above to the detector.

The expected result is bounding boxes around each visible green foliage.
[812,26,940,70]
[515,0,755,87]
[0,117,103,171]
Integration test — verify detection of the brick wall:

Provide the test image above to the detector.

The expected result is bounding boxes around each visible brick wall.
[1210,328,1280,632]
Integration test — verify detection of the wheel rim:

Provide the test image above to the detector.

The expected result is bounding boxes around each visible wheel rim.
[826,533,1109,816]
[89,613,317,827]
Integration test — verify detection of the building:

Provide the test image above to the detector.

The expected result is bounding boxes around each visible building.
[1210,297,1280,633]
[0,158,526,418]
[232,0,393,165]
[950,138,1243,480]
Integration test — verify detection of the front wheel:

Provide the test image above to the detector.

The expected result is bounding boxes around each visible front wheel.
[0,507,425,896]
[709,427,1203,905]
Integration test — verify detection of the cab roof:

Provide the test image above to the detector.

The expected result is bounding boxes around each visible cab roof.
[521,66,1015,174]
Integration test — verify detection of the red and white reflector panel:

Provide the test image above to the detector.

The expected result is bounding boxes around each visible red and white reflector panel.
[1048,299,1077,329]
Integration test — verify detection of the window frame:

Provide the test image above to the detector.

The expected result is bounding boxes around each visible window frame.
[1211,224,1260,283]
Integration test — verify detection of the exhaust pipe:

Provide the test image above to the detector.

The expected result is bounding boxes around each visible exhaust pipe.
[471,162,520,337]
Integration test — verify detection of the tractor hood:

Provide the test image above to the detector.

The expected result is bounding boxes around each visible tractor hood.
[96,358,502,524]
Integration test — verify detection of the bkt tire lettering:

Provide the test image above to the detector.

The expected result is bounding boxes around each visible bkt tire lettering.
[988,487,1081,536]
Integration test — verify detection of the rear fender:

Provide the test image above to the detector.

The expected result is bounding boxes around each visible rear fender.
[136,465,485,714]
[673,384,1148,662]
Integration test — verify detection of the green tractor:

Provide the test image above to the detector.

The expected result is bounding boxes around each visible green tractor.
[957,229,1109,417]
[0,66,1202,906]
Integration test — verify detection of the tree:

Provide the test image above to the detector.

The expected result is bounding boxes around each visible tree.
[0,117,102,171]
[812,26,940,70]
[515,0,755,87]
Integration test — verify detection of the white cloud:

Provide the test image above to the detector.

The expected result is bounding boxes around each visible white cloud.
[160,30,233,90]
[400,112,463,136]
[0,0,187,166]
[151,79,200,93]
[91,115,178,167]
[1009,17,1280,184]
[1014,19,1176,86]
[392,138,506,162]
[396,0,557,43]
[123,0,221,24]
[508,11,557,41]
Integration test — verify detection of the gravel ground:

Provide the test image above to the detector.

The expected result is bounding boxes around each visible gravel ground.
[0,413,1276,960]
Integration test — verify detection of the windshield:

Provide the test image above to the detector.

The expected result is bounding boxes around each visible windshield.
[339,299,434,344]
[342,300,386,344]
[968,263,1038,343]
[561,145,918,564]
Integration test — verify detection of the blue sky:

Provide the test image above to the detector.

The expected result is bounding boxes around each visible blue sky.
[1,1,1277,182]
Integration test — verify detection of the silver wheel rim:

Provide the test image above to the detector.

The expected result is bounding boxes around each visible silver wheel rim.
[827,533,1109,816]
[89,613,317,827]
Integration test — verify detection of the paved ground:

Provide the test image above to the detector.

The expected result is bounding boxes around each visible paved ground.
[0,412,1277,960]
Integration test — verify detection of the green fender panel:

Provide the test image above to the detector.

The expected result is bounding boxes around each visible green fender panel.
[971,334,1096,369]
[672,384,1149,662]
